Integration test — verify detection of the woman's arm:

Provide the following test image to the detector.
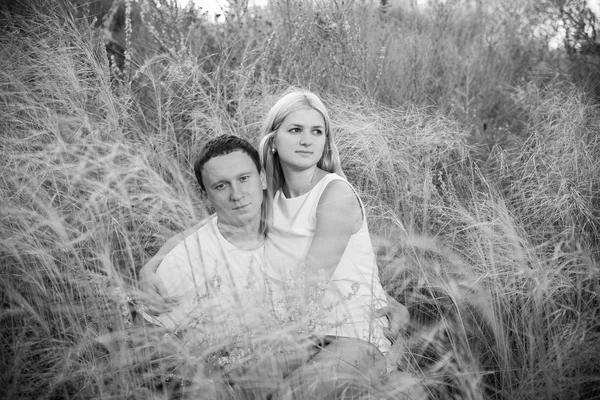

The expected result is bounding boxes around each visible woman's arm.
[376,293,410,342]
[303,184,410,339]
[303,180,362,297]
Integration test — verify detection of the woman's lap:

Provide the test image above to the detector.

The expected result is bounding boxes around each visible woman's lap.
[272,336,388,400]
[139,326,391,399]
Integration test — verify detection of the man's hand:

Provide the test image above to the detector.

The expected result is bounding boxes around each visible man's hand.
[376,294,410,343]
[137,260,172,316]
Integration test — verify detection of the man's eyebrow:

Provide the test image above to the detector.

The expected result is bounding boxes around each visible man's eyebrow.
[237,170,256,177]
[210,171,254,184]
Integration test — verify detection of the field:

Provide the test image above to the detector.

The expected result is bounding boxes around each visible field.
[1,0,600,398]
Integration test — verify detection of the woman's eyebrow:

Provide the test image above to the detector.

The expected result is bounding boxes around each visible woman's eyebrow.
[287,122,324,128]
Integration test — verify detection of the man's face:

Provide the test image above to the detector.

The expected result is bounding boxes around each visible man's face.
[201,151,265,228]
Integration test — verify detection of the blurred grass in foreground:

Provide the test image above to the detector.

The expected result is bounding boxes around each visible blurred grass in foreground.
[1,1,600,399]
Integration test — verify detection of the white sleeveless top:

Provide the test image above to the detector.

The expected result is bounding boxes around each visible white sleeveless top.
[267,173,391,353]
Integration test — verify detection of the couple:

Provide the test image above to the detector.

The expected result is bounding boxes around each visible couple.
[141,90,410,398]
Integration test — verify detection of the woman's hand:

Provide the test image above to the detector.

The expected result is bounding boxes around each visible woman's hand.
[376,294,410,343]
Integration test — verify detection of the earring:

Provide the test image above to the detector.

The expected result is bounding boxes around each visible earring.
[271,147,277,154]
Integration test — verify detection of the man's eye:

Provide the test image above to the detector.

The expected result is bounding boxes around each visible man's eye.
[215,183,226,190]
[240,175,250,182]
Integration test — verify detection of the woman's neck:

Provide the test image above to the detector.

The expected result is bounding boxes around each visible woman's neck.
[281,166,323,198]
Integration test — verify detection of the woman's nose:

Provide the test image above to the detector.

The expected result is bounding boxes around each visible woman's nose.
[300,132,312,146]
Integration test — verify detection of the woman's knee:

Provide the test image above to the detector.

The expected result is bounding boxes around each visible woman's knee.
[312,336,387,378]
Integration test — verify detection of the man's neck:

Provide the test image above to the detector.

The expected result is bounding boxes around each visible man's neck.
[216,217,264,251]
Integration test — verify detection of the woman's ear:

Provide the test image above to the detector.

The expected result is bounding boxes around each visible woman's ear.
[260,171,267,190]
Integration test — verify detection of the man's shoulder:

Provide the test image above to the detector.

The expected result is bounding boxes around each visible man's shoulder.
[167,213,217,245]
[156,215,219,272]
[181,214,218,240]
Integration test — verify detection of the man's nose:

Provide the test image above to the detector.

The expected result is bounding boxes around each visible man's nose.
[230,183,244,201]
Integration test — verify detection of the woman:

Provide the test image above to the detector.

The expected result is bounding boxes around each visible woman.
[259,89,392,357]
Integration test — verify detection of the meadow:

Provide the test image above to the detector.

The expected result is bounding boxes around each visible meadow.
[1,0,599,398]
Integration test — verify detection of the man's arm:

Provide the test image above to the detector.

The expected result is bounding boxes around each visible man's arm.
[138,214,215,307]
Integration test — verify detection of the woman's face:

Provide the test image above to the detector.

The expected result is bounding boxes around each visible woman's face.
[272,107,327,171]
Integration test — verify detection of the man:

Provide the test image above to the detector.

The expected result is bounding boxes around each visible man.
[140,135,411,398]
[141,136,270,332]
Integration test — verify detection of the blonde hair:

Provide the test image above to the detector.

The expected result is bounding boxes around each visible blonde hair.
[258,89,344,205]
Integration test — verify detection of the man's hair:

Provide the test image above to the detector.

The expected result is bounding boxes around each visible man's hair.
[194,135,261,191]
[193,135,270,235]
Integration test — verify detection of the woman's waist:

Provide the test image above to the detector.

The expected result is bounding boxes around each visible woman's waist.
[320,281,388,314]
[262,254,382,283]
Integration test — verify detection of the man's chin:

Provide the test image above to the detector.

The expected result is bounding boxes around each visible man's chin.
[225,213,261,227]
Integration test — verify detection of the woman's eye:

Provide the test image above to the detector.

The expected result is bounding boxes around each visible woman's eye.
[215,183,227,190]
[313,129,323,135]
[289,127,301,133]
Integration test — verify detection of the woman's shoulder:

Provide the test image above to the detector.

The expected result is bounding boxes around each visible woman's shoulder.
[311,172,349,194]
[318,173,354,196]
[315,175,363,231]
[320,172,347,184]
[318,175,360,211]
[320,177,357,204]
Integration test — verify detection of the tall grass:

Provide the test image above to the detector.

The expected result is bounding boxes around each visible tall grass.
[1,0,600,399]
